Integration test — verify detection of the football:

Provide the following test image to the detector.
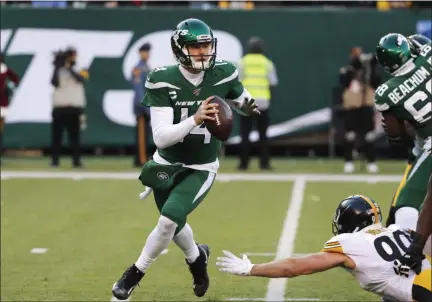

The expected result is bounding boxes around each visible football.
[204,96,234,142]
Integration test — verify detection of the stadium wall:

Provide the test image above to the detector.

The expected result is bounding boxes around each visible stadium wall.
[1,7,430,149]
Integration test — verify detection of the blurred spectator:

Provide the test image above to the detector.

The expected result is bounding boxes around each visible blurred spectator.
[50,47,89,168]
[377,1,412,10]
[131,43,152,167]
[0,53,19,165]
[339,47,381,173]
[237,37,278,171]
[189,1,216,9]
[219,0,255,10]
[104,1,118,8]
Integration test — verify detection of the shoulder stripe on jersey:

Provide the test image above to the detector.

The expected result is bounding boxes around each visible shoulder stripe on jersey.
[324,241,341,247]
[321,246,343,254]
[145,81,181,90]
[214,69,238,86]
[375,102,390,112]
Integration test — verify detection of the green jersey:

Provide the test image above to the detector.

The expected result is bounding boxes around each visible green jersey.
[374,44,432,139]
[142,60,244,165]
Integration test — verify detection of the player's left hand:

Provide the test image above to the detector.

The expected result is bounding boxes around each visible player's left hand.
[216,250,254,276]
[240,97,261,115]
[231,97,260,116]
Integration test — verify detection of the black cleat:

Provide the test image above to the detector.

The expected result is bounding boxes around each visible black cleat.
[112,264,144,300]
[186,244,210,297]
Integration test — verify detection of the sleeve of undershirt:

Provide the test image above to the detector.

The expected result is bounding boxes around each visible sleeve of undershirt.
[150,107,198,149]
[267,60,278,86]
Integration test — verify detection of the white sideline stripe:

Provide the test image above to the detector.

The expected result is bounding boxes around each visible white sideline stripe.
[0,171,402,182]
[30,248,48,254]
[266,178,306,302]
[226,298,320,301]
[110,296,129,302]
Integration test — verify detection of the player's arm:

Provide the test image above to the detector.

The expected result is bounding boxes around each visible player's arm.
[416,174,432,243]
[150,107,198,149]
[142,75,217,149]
[251,252,354,278]
[397,174,432,275]
[216,250,354,278]
[148,98,217,149]
[381,112,408,146]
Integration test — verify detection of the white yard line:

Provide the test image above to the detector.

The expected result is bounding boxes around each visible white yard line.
[4,170,399,301]
[265,178,307,302]
[1,171,401,183]
[226,297,320,301]
[30,248,48,254]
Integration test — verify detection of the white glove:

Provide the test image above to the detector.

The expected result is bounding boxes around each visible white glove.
[139,187,153,200]
[216,250,255,276]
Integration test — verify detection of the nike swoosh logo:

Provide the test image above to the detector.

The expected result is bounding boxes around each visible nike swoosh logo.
[200,246,208,264]
[127,285,136,295]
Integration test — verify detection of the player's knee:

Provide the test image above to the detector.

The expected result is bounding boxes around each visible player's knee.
[345,131,356,142]
[156,215,178,238]
[161,204,186,232]
[364,131,376,142]
[394,206,419,230]
[174,223,186,236]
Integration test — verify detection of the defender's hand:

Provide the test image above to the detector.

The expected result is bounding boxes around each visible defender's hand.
[216,250,254,276]
[193,96,219,125]
[393,231,425,276]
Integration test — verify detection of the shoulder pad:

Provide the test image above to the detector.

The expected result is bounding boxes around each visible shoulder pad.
[145,65,181,90]
[373,83,392,112]
[212,60,239,86]
[322,234,350,254]
[146,66,174,83]
[213,60,237,73]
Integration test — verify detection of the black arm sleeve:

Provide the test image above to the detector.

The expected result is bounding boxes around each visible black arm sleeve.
[51,67,60,87]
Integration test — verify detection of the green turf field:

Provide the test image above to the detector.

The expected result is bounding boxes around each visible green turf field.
[1,157,406,301]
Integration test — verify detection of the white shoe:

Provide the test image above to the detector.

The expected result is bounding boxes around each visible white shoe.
[344,162,355,173]
[367,163,379,173]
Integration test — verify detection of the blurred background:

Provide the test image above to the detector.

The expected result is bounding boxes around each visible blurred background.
[1,0,430,170]
[1,1,431,301]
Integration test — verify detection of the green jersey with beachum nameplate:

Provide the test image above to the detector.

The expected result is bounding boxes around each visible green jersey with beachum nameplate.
[141,60,244,165]
[375,44,432,213]
[374,43,432,143]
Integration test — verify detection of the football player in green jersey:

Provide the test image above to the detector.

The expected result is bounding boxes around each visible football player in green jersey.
[393,34,432,281]
[112,18,259,300]
[385,34,431,228]
[374,33,431,237]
